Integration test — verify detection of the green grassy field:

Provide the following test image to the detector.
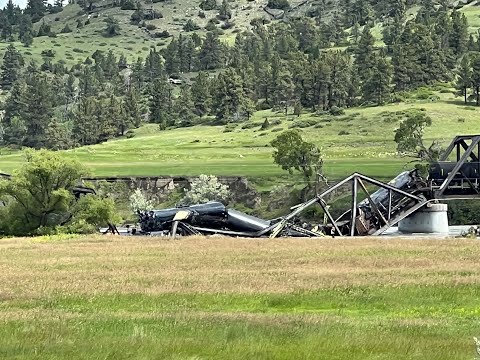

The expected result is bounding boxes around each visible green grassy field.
[0,91,478,182]
[1,235,479,359]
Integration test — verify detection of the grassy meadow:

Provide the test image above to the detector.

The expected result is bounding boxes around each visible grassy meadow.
[0,235,479,359]
[0,91,478,182]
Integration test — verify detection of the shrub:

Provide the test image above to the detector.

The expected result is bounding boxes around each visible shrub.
[61,24,72,33]
[182,175,230,205]
[154,30,171,38]
[288,119,317,129]
[41,49,56,57]
[0,150,117,236]
[183,19,200,32]
[267,0,290,9]
[338,130,349,135]
[329,106,345,116]
[200,0,217,11]
[146,24,157,30]
[129,188,154,213]
[221,21,234,30]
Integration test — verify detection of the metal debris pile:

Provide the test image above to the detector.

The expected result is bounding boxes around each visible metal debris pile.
[136,202,323,238]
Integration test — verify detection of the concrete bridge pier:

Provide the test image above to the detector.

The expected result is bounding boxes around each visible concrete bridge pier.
[398,203,449,234]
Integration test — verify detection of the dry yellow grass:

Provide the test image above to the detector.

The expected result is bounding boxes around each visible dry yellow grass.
[0,235,479,299]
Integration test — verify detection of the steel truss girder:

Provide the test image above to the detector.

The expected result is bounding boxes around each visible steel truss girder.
[436,135,480,197]
[269,172,426,238]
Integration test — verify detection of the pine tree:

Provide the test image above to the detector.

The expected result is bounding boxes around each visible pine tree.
[144,49,164,81]
[131,57,145,89]
[191,72,211,117]
[164,38,180,74]
[450,10,469,57]
[212,68,246,121]
[392,45,411,91]
[354,25,376,83]
[3,79,27,145]
[1,44,24,91]
[103,50,118,80]
[44,118,72,150]
[471,55,480,106]
[100,95,120,140]
[22,71,55,148]
[78,66,98,98]
[148,78,170,128]
[199,32,224,70]
[174,85,196,126]
[362,52,392,105]
[73,96,100,145]
[218,0,231,20]
[25,0,47,22]
[455,55,472,104]
[122,87,142,134]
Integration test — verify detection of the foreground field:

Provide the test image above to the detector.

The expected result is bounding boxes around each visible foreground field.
[0,235,479,359]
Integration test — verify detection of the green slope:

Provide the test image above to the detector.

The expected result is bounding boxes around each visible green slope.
[0,91,477,180]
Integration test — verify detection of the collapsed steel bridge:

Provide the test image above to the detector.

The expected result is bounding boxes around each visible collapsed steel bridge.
[135,135,480,238]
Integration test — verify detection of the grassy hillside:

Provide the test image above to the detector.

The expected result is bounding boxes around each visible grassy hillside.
[1,235,479,359]
[0,0,479,66]
[0,0,319,66]
[0,90,477,181]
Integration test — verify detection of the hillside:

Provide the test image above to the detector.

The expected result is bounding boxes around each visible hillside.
[1,0,479,66]
[1,0,480,184]
[0,89,477,183]
[0,0,332,65]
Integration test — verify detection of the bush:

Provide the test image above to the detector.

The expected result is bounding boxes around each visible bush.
[61,24,72,33]
[221,21,234,30]
[0,150,117,236]
[200,0,217,11]
[129,188,154,213]
[288,119,317,129]
[184,19,200,32]
[146,24,157,30]
[154,30,171,38]
[205,22,217,31]
[41,49,56,57]
[183,175,230,205]
[329,106,345,116]
[338,130,349,135]
[267,0,290,9]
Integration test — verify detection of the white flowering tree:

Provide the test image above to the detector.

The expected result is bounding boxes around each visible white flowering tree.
[129,188,154,213]
[183,174,230,205]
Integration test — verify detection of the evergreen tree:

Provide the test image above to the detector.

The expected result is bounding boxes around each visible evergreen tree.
[44,118,72,150]
[164,38,180,74]
[362,52,392,105]
[3,79,27,146]
[25,0,46,23]
[191,72,211,117]
[218,0,231,20]
[78,66,98,98]
[455,55,472,104]
[73,96,100,145]
[199,32,224,70]
[1,44,23,91]
[174,85,196,126]
[99,95,120,141]
[144,49,164,81]
[122,87,142,134]
[471,55,480,106]
[131,57,145,89]
[148,78,170,128]
[354,25,376,83]
[212,68,246,121]
[22,71,55,148]
[450,10,469,57]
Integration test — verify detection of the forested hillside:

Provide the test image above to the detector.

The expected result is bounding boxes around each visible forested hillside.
[0,0,479,151]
